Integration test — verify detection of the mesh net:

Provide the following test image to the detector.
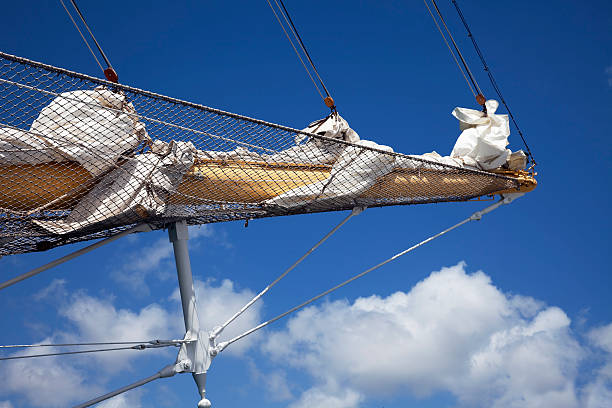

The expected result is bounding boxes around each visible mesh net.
[0,51,520,256]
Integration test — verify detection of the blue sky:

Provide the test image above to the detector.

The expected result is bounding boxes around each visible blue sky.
[1,1,611,407]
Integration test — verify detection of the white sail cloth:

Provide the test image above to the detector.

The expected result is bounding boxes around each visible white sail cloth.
[450,99,511,170]
[268,100,515,208]
[1,92,517,230]
[199,112,355,165]
[267,139,395,208]
[0,88,148,176]
[34,140,196,234]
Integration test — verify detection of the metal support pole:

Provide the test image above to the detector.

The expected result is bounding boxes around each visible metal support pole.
[0,224,151,291]
[72,364,176,408]
[168,221,212,408]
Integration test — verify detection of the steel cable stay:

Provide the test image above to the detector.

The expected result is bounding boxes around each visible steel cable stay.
[210,206,364,341]
[57,194,523,407]
[212,193,524,353]
[0,342,180,362]
[0,339,191,349]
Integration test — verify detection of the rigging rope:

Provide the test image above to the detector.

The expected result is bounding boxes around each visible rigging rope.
[0,342,177,361]
[276,0,333,101]
[426,0,485,106]
[265,0,336,110]
[266,0,323,100]
[215,194,522,352]
[422,0,475,98]
[451,0,536,166]
[59,0,118,82]
[59,0,103,73]
[211,207,363,340]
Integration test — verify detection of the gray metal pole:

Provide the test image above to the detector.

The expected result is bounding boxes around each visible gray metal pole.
[168,221,200,333]
[0,224,151,291]
[72,364,176,408]
[168,221,211,408]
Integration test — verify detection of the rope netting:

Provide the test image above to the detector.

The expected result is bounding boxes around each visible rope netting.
[0,51,521,256]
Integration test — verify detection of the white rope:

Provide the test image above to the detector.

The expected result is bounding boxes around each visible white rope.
[215,194,523,352]
[211,206,364,340]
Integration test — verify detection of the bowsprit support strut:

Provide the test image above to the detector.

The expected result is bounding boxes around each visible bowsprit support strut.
[70,221,217,408]
[169,220,214,408]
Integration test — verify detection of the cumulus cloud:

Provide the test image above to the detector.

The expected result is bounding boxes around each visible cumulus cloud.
[0,289,174,406]
[0,273,260,407]
[247,361,293,402]
[171,278,264,355]
[0,339,101,408]
[58,292,177,371]
[4,261,612,408]
[33,278,68,301]
[582,323,612,407]
[96,390,143,408]
[112,225,213,295]
[288,382,363,408]
[261,262,609,407]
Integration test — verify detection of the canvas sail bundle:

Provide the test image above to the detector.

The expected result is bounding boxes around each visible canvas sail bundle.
[0,52,533,256]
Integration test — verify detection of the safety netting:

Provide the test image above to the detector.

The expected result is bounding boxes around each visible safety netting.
[0,51,523,256]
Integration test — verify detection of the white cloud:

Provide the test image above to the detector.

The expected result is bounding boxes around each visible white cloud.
[0,339,102,408]
[188,225,214,240]
[171,278,264,355]
[247,360,293,402]
[96,390,143,408]
[0,274,259,407]
[262,262,607,407]
[582,323,612,407]
[111,236,174,295]
[112,225,214,295]
[0,287,175,407]
[4,262,612,408]
[288,382,362,408]
[58,292,177,371]
[33,278,67,301]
